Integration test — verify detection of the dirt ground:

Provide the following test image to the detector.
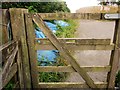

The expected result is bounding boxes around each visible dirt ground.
[65,20,120,83]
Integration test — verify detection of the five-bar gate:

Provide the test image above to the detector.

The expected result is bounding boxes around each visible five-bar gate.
[1,8,120,89]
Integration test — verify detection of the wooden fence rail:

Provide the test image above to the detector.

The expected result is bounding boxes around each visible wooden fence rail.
[38,65,111,72]
[38,13,106,20]
[39,82,108,88]
[35,38,114,50]
[1,40,18,88]
[0,41,16,63]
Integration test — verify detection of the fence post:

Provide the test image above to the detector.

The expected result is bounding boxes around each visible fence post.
[9,8,32,89]
[107,16,120,89]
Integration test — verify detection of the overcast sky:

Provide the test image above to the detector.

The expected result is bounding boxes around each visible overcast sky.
[64,0,99,13]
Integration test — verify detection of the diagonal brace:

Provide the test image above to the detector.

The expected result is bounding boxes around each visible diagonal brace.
[32,14,97,88]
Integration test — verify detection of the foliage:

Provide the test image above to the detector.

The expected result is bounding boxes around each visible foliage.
[99,1,120,5]
[4,81,15,90]
[2,2,70,13]
[55,20,79,38]
[38,56,68,82]
[37,19,78,82]
[39,72,67,82]
[115,70,120,87]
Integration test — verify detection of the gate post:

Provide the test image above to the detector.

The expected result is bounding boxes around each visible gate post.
[9,8,32,89]
[24,14,39,88]
[106,7,120,88]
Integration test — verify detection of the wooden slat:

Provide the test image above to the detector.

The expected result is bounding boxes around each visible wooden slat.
[2,9,9,45]
[0,40,16,52]
[35,38,111,45]
[107,19,120,88]
[35,43,114,50]
[36,13,103,20]
[38,65,111,72]
[0,41,16,63]
[39,82,107,88]
[25,14,39,88]
[0,9,2,46]
[2,63,17,88]
[16,44,24,88]
[2,45,18,82]
[118,7,120,73]
[35,38,114,50]
[33,14,97,88]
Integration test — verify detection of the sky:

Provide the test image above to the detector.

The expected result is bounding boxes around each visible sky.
[64,0,100,13]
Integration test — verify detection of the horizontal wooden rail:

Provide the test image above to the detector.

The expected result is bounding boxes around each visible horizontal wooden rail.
[2,63,17,88]
[39,82,107,88]
[35,38,114,50]
[38,65,111,72]
[35,44,114,50]
[33,13,105,20]
[35,38,111,45]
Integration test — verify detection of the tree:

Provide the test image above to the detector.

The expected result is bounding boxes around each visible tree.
[99,0,120,5]
[2,2,70,13]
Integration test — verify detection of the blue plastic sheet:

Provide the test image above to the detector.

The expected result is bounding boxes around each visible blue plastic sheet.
[35,21,68,65]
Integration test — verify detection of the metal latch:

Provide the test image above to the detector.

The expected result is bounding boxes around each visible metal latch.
[104,14,120,19]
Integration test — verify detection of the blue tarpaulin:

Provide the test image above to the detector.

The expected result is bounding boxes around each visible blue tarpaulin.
[35,20,68,65]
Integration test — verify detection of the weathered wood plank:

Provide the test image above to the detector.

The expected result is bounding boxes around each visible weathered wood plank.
[2,63,17,88]
[39,82,107,88]
[2,9,9,45]
[0,9,2,46]
[2,45,18,83]
[20,37,32,88]
[35,38,111,45]
[33,14,97,88]
[35,43,114,50]
[35,38,113,50]
[16,43,24,88]
[118,7,120,74]
[25,14,39,88]
[0,40,16,63]
[0,40,16,52]
[107,19,120,88]
[38,65,111,72]
[36,13,103,20]
[10,8,31,88]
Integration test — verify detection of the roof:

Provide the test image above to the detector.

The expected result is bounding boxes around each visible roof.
[76,6,118,13]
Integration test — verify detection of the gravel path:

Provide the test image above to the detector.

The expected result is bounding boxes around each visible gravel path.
[65,20,116,83]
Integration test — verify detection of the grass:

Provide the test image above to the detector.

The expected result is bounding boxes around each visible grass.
[55,19,79,38]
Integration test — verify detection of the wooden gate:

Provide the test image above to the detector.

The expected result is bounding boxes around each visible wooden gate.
[2,8,120,89]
